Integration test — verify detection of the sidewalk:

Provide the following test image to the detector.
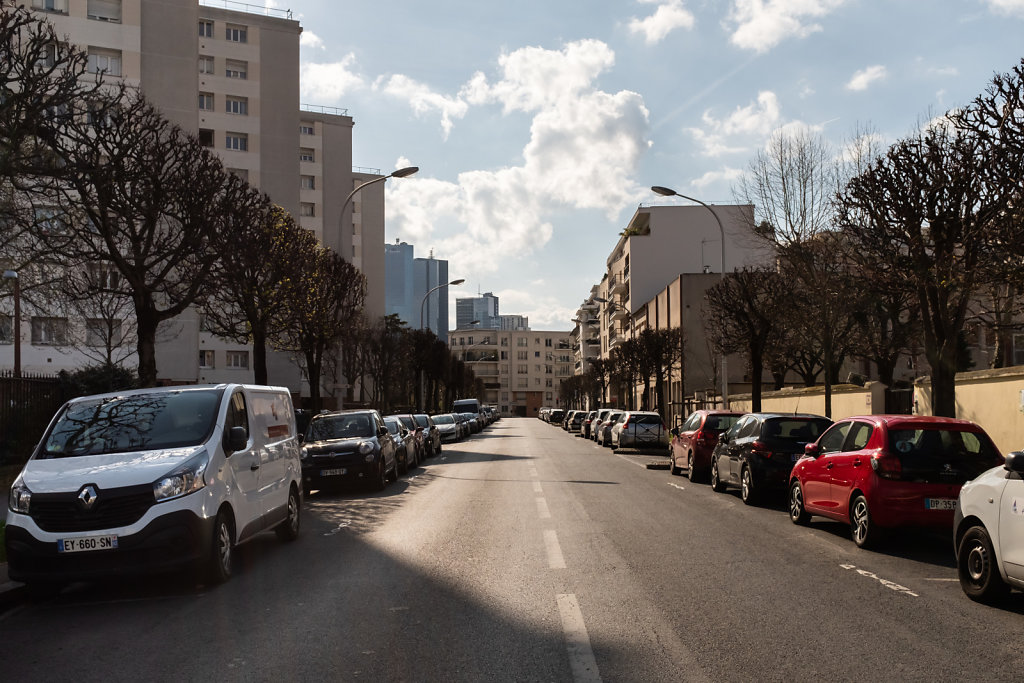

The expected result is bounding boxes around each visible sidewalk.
[0,562,26,610]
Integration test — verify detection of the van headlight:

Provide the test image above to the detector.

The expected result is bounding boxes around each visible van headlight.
[9,476,31,514]
[153,450,209,502]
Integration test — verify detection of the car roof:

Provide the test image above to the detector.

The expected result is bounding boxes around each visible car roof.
[840,414,982,429]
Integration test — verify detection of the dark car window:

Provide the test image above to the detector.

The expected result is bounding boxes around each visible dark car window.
[818,422,851,454]
[42,389,223,458]
[763,418,830,443]
[414,415,430,428]
[845,422,873,450]
[397,415,416,430]
[631,414,662,425]
[737,417,760,439]
[705,415,739,432]
[309,413,375,440]
[888,427,1002,482]
[383,418,401,435]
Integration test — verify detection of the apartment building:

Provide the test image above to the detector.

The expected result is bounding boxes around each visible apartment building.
[456,292,499,330]
[7,1,385,402]
[449,327,573,417]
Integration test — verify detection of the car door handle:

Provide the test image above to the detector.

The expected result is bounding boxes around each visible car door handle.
[826,463,834,469]
[853,460,862,467]
[250,463,260,471]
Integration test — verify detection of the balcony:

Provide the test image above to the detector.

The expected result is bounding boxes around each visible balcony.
[610,306,627,322]
[609,275,627,296]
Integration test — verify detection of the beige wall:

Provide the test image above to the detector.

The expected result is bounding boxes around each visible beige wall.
[726,382,886,421]
[141,0,196,128]
[915,368,1024,455]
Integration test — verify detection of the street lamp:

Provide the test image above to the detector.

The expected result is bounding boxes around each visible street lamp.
[651,185,728,408]
[419,278,465,411]
[3,270,20,378]
[338,166,419,252]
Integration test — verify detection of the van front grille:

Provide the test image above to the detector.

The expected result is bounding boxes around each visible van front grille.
[30,484,156,533]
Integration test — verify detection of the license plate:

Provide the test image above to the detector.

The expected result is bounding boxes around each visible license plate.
[925,498,956,510]
[321,468,347,476]
[58,535,118,553]
[792,454,801,462]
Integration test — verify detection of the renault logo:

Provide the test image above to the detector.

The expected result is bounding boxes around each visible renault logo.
[78,485,98,510]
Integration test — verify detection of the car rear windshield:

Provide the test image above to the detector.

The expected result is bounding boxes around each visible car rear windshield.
[432,415,454,424]
[414,415,430,428]
[630,414,662,425]
[41,389,223,458]
[398,415,416,429]
[888,427,1002,481]
[762,418,830,443]
[309,413,376,440]
[383,419,401,434]
[705,415,740,432]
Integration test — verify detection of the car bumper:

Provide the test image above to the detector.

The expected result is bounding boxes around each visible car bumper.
[302,460,380,488]
[868,485,962,530]
[5,509,215,583]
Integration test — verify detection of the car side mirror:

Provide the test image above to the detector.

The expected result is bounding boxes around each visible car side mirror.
[379,426,389,437]
[225,426,248,453]
[804,442,821,458]
[671,427,679,437]
[1004,451,1024,473]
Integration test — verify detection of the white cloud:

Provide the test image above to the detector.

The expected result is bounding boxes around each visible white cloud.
[726,0,846,53]
[845,65,887,91]
[688,91,781,156]
[300,54,364,102]
[628,1,696,44]
[300,30,324,50]
[494,288,576,329]
[984,0,1024,15]
[690,166,743,189]
[385,40,651,276]
[375,74,469,139]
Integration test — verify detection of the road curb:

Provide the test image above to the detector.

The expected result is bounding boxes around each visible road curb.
[0,564,27,610]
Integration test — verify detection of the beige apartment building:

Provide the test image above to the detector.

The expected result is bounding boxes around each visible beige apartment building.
[449,327,574,417]
[8,0,385,403]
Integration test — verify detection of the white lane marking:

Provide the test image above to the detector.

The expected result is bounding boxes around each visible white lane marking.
[924,578,959,582]
[840,564,919,597]
[557,594,602,683]
[544,530,567,569]
[529,468,539,478]
[537,497,551,519]
[533,481,544,494]
[323,521,351,536]
[668,482,686,491]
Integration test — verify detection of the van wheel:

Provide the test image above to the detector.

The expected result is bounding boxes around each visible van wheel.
[206,511,234,584]
[958,525,1009,603]
[276,486,301,542]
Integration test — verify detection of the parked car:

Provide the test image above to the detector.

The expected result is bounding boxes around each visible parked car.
[561,410,575,430]
[432,413,460,443]
[567,411,585,433]
[955,450,1024,603]
[414,413,441,457]
[549,409,565,425]
[597,411,623,447]
[670,410,743,482]
[388,413,425,464]
[539,407,551,422]
[610,411,669,453]
[460,412,481,434]
[453,413,471,439]
[711,413,832,505]
[383,416,417,474]
[591,409,613,441]
[4,384,302,587]
[301,409,398,494]
[787,414,1003,548]
[580,411,598,438]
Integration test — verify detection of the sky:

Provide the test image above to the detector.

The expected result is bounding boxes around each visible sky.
[275,0,1024,330]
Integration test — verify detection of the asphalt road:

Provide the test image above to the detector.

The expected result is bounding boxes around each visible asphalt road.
[2,417,1024,682]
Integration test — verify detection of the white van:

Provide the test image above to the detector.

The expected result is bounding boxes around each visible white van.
[5,384,302,587]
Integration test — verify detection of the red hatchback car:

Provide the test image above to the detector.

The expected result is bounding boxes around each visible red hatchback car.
[788,415,1004,548]
[670,410,743,482]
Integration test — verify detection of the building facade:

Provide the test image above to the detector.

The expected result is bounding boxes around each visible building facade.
[455,292,499,330]
[384,241,450,337]
[449,327,573,417]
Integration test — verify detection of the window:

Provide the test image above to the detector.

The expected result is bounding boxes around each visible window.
[299,148,315,162]
[32,0,67,12]
[517,365,527,374]
[226,351,249,369]
[501,393,509,402]
[300,123,315,135]
[225,59,247,79]
[517,379,528,388]
[198,19,213,37]
[87,48,122,76]
[86,262,120,289]
[817,423,851,455]
[534,378,541,386]
[225,133,248,152]
[299,203,315,217]
[467,336,474,345]
[545,378,553,388]
[1014,334,1024,366]
[0,315,12,344]
[500,351,508,360]
[198,129,214,147]
[86,318,120,347]
[300,175,315,190]
[226,391,249,439]
[87,0,121,22]
[31,317,68,345]
[198,92,214,111]
[517,350,527,360]
[35,206,66,235]
[545,392,553,400]
[225,24,247,43]
[225,96,248,115]
[36,43,56,69]
[535,337,541,345]
[517,338,528,347]
[199,350,215,368]
[500,337,508,346]
[199,56,214,74]
[227,168,248,181]
[545,338,553,347]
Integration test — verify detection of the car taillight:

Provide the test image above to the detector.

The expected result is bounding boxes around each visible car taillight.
[871,455,902,480]
[751,440,773,458]
[694,430,706,446]
[622,418,630,428]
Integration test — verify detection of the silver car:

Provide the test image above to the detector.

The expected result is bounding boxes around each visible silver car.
[611,411,669,453]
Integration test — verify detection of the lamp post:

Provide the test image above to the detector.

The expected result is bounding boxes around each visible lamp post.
[341,166,419,223]
[418,278,465,411]
[3,270,20,378]
[650,185,728,409]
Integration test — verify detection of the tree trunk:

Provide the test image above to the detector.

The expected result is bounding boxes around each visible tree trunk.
[135,304,159,388]
[306,350,322,411]
[749,347,764,412]
[929,344,959,418]
[252,326,268,386]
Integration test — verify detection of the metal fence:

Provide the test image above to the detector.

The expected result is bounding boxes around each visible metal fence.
[0,372,67,464]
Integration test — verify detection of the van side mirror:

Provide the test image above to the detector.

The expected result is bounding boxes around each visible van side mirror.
[1004,451,1024,473]
[226,426,248,453]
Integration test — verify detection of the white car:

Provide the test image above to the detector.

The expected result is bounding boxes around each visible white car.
[954,450,1024,602]
[610,411,669,453]
[5,384,302,588]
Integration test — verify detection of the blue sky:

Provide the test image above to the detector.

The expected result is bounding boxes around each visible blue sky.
[280,0,1024,329]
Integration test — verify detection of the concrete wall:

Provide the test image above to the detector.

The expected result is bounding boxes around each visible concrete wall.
[726,382,886,421]
[915,367,1024,455]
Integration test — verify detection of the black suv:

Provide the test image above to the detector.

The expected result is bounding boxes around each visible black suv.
[301,409,398,493]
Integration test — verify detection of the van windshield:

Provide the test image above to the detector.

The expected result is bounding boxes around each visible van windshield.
[41,389,223,458]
